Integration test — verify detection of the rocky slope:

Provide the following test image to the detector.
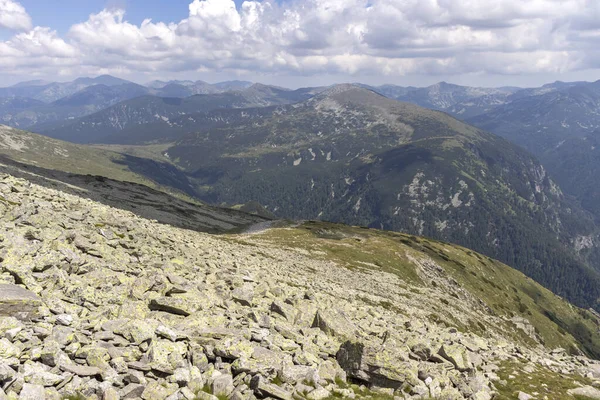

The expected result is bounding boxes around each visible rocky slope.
[2,170,600,399]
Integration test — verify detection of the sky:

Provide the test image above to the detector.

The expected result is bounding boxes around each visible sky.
[0,0,599,88]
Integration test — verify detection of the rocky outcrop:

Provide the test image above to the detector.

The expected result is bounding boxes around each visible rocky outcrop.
[0,171,599,399]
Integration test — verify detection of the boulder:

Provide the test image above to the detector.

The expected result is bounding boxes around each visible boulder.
[337,340,417,389]
[60,364,103,377]
[211,374,234,397]
[149,296,202,316]
[0,284,42,321]
[19,384,45,400]
[438,344,473,372]
[250,375,293,400]
[312,309,357,340]
[568,386,600,399]
[232,286,254,307]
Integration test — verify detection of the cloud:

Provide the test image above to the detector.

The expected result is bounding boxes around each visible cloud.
[0,0,32,31]
[0,0,599,81]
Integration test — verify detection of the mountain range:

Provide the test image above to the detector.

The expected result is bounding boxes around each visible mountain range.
[5,74,600,398]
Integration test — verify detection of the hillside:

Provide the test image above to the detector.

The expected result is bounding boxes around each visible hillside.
[2,170,600,399]
[36,84,323,144]
[0,83,152,129]
[367,82,519,118]
[132,85,600,311]
[467,80,600,220]
[0,125,271,234]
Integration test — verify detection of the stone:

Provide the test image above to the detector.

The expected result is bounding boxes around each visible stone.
[312,309,357,339]
[102,387,120,400]
[232,346,287,375]
[55,314,73,326]
[141,381,178,400]
[232,286,254,307]
[438,344,473,372]
[270,301,296,321]
[195,392,219,400]
[156,325,181,342]
[0,285,42,321]
[568,386,600,399]
[250,375,293,400]
[517,392,533,400]
[0,362,16,380]
[211,374,234,397]
[306,387,331,400]
[60,364,103,377]
[147,340,187,372]
[114,319,156,344]
[121,383,145,399]
[0,338,19,359]
[214,337,254,360]
[279,364,314,384]
[22,362,63,386]
[149,296,202,316]
[337,341,416,389]
[19,384,45,400]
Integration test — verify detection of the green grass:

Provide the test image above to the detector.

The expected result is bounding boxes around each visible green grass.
[495,360,593,400]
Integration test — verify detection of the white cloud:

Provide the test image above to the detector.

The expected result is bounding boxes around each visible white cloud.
[0,0,599,83]
[0,0,32,31]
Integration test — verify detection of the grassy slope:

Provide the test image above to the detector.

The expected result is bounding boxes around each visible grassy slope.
[250,221,600,358]
[0,126,200,204]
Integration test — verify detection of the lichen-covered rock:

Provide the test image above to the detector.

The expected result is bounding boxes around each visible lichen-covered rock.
[149,296,203,316]
[250,375,293,400]
[312,309,358,340]
[0,284,42,321]
[438,344,473,372]
[337,340,417,389]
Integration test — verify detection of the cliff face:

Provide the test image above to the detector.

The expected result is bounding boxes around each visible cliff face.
[1,170,600,400]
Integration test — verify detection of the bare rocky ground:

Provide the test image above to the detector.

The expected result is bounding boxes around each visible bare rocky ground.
[2,171,600,400]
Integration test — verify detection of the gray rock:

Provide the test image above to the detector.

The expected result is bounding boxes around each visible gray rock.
[60,363,103,377]
[149,296,202,316]
[250,375,293,400]
[0,284,42,321]
[306,387,331,400]
[517,392,533,400]
[438,344,473,372]
[211,374,235,397]
[102,387,120,400]
[232,286,254,307]
[312,309,357,339]
[337,341,416,389]
[121,383,145,399]
[19,384,45,400]
[0,362,15,380]
[568,386,600,399]
[55,314,73,326]
[195,392,219,400]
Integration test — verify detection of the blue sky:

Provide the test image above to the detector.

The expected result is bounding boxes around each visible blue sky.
[19,0,225,34]
[0,0,598,88]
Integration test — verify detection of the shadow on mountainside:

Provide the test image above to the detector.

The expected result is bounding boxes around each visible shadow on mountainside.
[0,155,268,234]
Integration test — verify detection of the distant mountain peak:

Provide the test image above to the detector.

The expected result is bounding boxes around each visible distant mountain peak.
[311,84,388,106]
